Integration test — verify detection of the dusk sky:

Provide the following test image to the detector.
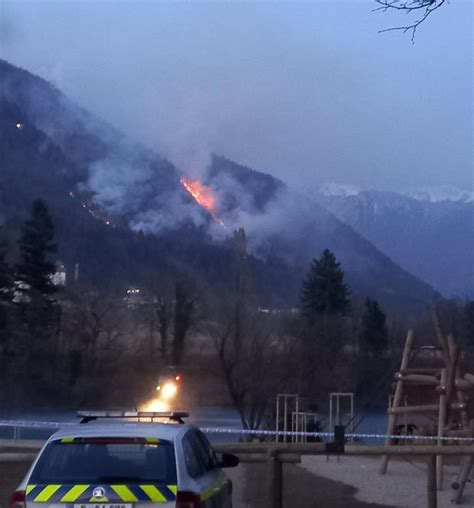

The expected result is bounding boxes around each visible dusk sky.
[1,0,472,192]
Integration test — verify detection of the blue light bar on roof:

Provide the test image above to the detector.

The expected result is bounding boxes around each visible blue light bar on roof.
[77,410,190,423]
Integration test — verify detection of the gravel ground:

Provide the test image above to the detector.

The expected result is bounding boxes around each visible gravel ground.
[300,455,474,508]
[4,457,470,508]
[227,462,395,508]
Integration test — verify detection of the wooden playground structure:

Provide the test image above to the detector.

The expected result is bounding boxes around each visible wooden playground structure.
[381,307,474,504]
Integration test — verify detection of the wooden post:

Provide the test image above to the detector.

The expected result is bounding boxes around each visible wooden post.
[427,455,437,508]
[432,306,450,368]
[436,368,447,490]
[445,345,460,425]
[388,403,463,414]
[452,456,473,505]
[448,334,470,429]
[451,419,474,504]
[380,330,414,474]
[295,397,299,443]
[275,396,280,443]
[329,395,333,433]
[267,447,282,508]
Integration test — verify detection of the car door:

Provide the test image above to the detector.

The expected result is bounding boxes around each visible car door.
[190,430,232,508]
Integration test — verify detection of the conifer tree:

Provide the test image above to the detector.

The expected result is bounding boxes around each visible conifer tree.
[16,199,57,301]
[465,301,474,346]
[360,298,388,356]
[301,249,351,322]
[0,235,12,302]
[0,235,12,340]
[14,201,59,392]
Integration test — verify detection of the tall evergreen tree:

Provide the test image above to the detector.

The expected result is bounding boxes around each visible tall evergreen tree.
[232,228,248,355]
[0,235,12,344]
[465,301,474,346]
[360,298,388,356]
[0,235,12,301]
[301,249,351,321]
[16,199,57,300]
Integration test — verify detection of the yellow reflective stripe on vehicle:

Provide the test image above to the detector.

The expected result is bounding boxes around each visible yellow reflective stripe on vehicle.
[168,485,178,496]
[201,484,220,501]
[145,437,160,444]
[34,485,62,502]
[111,485,139,502]
[200,487,214,502]
[26,485,36,495]
[61,437,75,443]
[200,481,224,502]
[140,485,166,502]
[61,485,90,503]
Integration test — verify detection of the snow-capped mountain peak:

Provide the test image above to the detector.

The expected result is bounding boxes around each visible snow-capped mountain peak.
[318,182,473,204]
[405,186,474,203]
[318,182,362,197]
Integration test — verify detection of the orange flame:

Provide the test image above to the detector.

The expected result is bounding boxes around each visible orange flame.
[180,177,225,226]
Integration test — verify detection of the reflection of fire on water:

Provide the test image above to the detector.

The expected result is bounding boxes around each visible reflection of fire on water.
[180,177,225,226]
[140,398,170,412]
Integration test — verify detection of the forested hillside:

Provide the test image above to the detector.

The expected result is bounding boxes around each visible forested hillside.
[0,59,440,311]
[317,189,474,297]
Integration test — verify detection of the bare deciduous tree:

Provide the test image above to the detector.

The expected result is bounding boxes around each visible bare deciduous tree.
[206,305,295,431]
[156,297,171,362]
[375,0,447,41]
[172,284,196,366]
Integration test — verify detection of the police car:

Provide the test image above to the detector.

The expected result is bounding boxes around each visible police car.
[9,411,239,508]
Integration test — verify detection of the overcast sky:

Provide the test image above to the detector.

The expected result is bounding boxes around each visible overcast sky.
[0,0,472,192]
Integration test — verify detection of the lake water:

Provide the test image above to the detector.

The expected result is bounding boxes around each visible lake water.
[0,407,389,444]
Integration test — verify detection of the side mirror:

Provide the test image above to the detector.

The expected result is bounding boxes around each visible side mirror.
[218,452,239,468]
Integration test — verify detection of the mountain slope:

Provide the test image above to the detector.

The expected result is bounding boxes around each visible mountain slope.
[316,189,474,297]
[0,59,441,311]
[1,95,304,304]
[208,157,441,309]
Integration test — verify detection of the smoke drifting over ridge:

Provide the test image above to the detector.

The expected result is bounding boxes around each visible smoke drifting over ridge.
[0,0,471,287]
[1,58,452,306]
[1,1,471,194]
[0,57,297,242]
[0,53,386,270]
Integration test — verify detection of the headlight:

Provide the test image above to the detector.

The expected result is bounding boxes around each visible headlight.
[161,382,178,400]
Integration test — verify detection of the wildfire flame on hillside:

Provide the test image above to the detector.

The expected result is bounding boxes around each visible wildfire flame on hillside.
[180,177,225,226]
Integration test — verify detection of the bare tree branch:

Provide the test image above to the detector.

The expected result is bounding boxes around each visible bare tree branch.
[375,0,447,42]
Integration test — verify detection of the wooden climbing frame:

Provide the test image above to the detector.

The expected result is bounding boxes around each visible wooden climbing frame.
[380,307,474,504]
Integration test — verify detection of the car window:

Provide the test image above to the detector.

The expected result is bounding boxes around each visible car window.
[29,438,177,484]
[182,434,204,478]
[192,430,218,472]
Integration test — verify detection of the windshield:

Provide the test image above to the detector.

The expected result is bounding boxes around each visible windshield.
[30,438,177,484]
